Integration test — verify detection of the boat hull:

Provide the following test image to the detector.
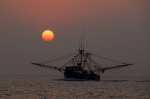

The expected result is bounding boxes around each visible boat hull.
[64,70,100,81]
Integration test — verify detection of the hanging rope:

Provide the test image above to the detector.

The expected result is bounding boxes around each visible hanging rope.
[59,53,81,69]
[90,52,127,64]
[39,52,77,64]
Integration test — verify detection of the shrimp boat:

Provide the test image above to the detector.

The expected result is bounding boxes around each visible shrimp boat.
[31,42,132,81]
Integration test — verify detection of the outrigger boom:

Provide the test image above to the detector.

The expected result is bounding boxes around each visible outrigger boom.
[31,47,132,81]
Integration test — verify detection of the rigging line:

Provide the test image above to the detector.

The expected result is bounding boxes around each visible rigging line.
[59,52,81,70]
[83,53,103,69]
[86,60,92,71]
[82,54,88,68]
[90,53,103,67]
[39,52,77,63]
[90,53,127,64]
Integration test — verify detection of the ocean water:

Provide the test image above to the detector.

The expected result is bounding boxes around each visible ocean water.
[0,77,150,99]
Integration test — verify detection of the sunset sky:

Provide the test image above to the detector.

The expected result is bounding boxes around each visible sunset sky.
[0,0,150,79]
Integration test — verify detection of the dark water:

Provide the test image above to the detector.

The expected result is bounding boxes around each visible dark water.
[0,77,150,99]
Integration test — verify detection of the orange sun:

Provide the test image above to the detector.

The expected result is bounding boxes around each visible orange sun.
[42,30,54,41]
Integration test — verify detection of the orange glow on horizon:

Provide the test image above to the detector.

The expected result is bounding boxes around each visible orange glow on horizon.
[42,30,54,41]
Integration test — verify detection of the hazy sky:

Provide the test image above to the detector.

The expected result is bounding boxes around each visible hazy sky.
[0,0,150,79]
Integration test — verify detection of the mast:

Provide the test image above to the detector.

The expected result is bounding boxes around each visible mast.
[77,29,86,67]
[78,34,84,67]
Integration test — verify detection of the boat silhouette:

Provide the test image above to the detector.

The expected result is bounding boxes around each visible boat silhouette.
[31,41,132,81]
